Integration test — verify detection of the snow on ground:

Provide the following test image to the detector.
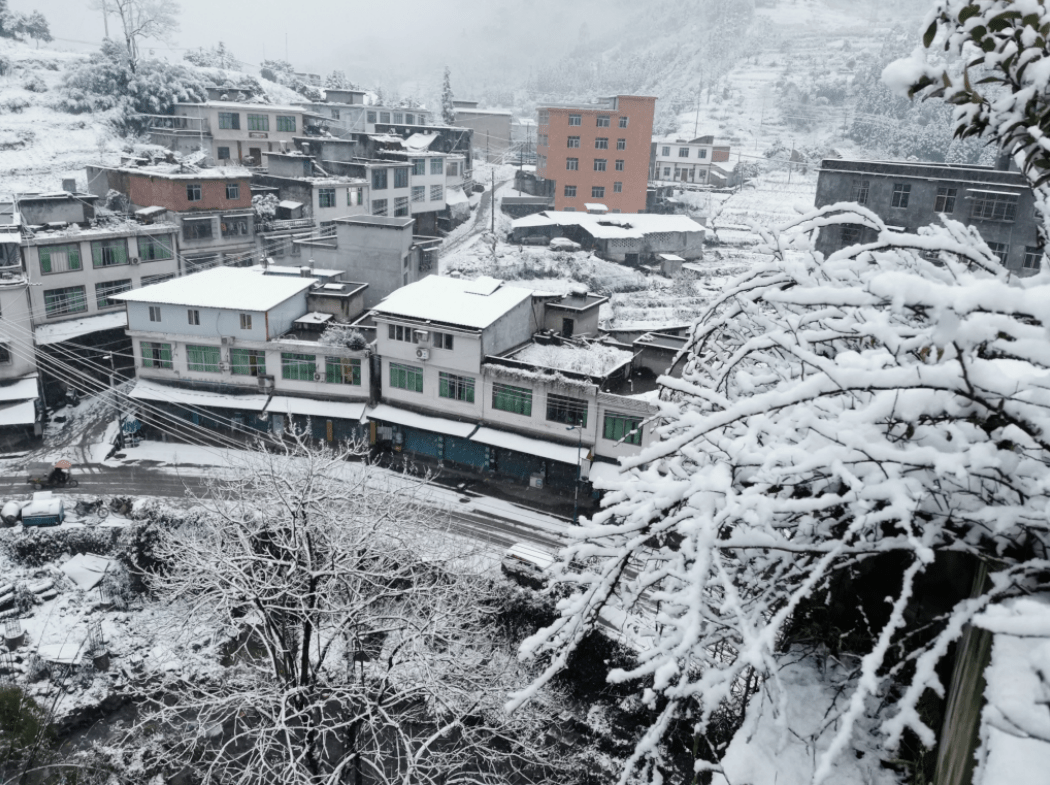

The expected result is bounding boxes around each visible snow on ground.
[712,657,899,785]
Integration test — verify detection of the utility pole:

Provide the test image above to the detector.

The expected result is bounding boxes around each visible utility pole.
[100,0,109,39]
[694,83,702,138]
[788,140,795,184]
[490,169,495,235]
[567,422,584,526]
[486,130,490,163]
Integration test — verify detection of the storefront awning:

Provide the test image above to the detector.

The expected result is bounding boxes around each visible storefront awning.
[129,379,269,411]
[0,400,36,426]
[0,376,38,403]
[471,426,583,465]
[366,404,477,439]
[265,396,365,421]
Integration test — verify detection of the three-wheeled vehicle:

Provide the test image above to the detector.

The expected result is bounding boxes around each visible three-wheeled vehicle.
[25,460,78,490]
[21,492,65,528]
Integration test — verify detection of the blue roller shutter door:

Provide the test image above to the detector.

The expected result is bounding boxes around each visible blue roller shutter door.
[494,447,545,481]
[403,426,443,459]
[443,434,489,469]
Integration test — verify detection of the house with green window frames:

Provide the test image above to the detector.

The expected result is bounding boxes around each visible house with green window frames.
[369,275,659,489]
[116,266,371,440]
[17,219,181,333]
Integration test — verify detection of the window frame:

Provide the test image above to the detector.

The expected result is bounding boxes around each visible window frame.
[567,136,580,148]
[1023,246,1043,270]
[186,344,221,373]
[850,181,870,205]
[603,412,642,445]
[393,168,409,188]
[182,218,212,241]
[281,352,317,381]
[188,308,200,326]
[891,183,911,209]
[411,158,426,176]
[566,158,579,171]
[934,186,957,213]
[138,235,173,262]
[186,184,202,202]
[325,356,361,385]
[91,238,130,268]
[430,158,443,175]
[140,341,172,370]
[970,191,1018,222]
[318,188,337,208]
[230,348,266,376]
[615,159,625,171]
[38,243,82,275]
[564,185,577,197]
[593,159,607,172]
[595,137,609,150]
[619,116,628,128]
[218,111,240,130]
[430,184,443,201]
[95,278,131,310]
[411,185,426,203]
[43,285,88,318]
[225,182,240,200]
[239,313,253,330]
[546,392,587,427]
[394,196,409,217]
[247,113,269,132]
[592,186,606,198]
[148,305,161,322]
[438,371,475,403]
[389,362,424,392]
[276,115,296,133]
[568,114,581,126]
[492,383,533,417]
[616,138,626,150]
[596,115,610,127]
[371,169,388,190]
[613,181,622,193]
[372,199,388,216]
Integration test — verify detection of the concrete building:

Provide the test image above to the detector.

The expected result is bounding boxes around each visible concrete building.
[115,266,371,442]
[535,95,657,213]
[87,162,256,269]
[367,275,658,491]
[0,233,41,444]
[303,94,431,138]
[451,100,514,163]
[814,158,1040,273]
[509,211,704,265]
[297,215,439,310]
[650,135,732,184]
[145,101,318,165]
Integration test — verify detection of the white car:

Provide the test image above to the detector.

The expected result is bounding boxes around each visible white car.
[501,542,557,589]
[549,237,581,252]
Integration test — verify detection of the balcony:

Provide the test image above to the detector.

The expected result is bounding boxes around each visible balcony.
[138,115,211,135]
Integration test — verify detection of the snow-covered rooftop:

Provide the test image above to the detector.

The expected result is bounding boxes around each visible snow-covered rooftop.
[114,267,315,311]
[373,276,533,330]
[105,163,252,180]
[177,100,308,113]
[509,340,633,377]
[512,211,704,240]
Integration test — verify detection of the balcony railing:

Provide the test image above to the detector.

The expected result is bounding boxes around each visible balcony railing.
[138,115,210,134]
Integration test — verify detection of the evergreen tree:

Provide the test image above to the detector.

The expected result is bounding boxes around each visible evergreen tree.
[441,66,456,125]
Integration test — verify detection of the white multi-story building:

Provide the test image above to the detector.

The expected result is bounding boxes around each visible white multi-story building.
[650,134,732,185]
[116,266,371,441]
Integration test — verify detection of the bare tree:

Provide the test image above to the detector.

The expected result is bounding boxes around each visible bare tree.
[128,434,564,785]
[89,0,179,72]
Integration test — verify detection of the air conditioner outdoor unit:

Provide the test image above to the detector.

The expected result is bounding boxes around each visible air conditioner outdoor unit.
[257,375,268,388]
[130,257,140,265]
[218,362,229,372]
[314,373,322,381]
[221,337,233,346]
[415,347,429,361]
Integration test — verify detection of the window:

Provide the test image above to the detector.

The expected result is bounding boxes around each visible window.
[538,109,549,125]
[619,116,628,128]
[616,138,626,150]
[389,362,423,392]
[90,238,129,268]
[615,159,624,171]
[379,111,391,123]
[281,352,317,381]
[149,305,161,322]
[225,182,240,200]
[564,185,577,197]
[372,199,388,216]
[218,112,239,130]
[595,137,609,150]
[613,181,623,193]
[221,216,250,238]
[935,186,957,213]
[394,196,409,216]
[0,345,9,365]
[393,112,404,124]
[663,167,671,177]
[331,109,340,120]
[141,341,172,370]
[566,158,579,171]
[596,115,610,127]
[318,188,336,208]
[217,147,231,160]
[387,324,419,343]
[567,136,580,148]
[367,110,377,124]
[850,181,870,205]
[603,412,642,445]
[1023,246,1043,270]
[348,187,363,206]
[412,158,426,176]
[970,191,1018,222]
[539,155,547,170]
[841,225,861,245]
[987,241,1010,264]
[439,372,475,403]
[183,219,212,240]
[372,169,388,190]
[432,331,454,350]
[186,184,202,202]
[187,309,200,326]
[247,114,269,132]
[592,186,606,198]
[230,349,266,376]
[679,147,690,157]
[430,184,443,201]
[239,313,252,330]
[142,273,175,286]
[38,243,81,275]
[546,393,587,426]
[891,183,911,208]
[492,383,532,416]
[662,146,670,156]
[95,279,131,309]
[187,345,221,373]
[412,185,426,203]
[430,158,443,175]
[405,113,415,124]
[568,114,581,126]
[594,159,607,171]
[325,356,361,385]
[394,168,409,188]
[698,149,708,159]
[276,115,296,133]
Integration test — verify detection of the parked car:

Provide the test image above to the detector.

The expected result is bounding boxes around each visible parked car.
[501,542,557,589]
[549,237,581,252]
[1,500,23,526]
[21,492,65,528]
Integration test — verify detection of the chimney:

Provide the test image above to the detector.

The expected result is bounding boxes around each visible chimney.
[61,179,77,193]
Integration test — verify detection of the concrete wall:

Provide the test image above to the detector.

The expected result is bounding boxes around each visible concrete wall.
[481,297,534,357]
[0,281,37,378]
[88,168,252,214]
[23,227,181,324]
[174,105,305,163]
[17,197,92,226]
[543,306,601,337]
[454,111,513,161]
[305,220,416,309]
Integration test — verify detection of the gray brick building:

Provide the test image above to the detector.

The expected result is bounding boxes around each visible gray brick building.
[814,159,1040,274]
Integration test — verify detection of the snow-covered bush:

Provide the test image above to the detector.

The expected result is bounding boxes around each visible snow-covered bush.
[20,73,45,93]
[318,323,367,351]
[252,192,278,221]
[511,4,1050,782]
